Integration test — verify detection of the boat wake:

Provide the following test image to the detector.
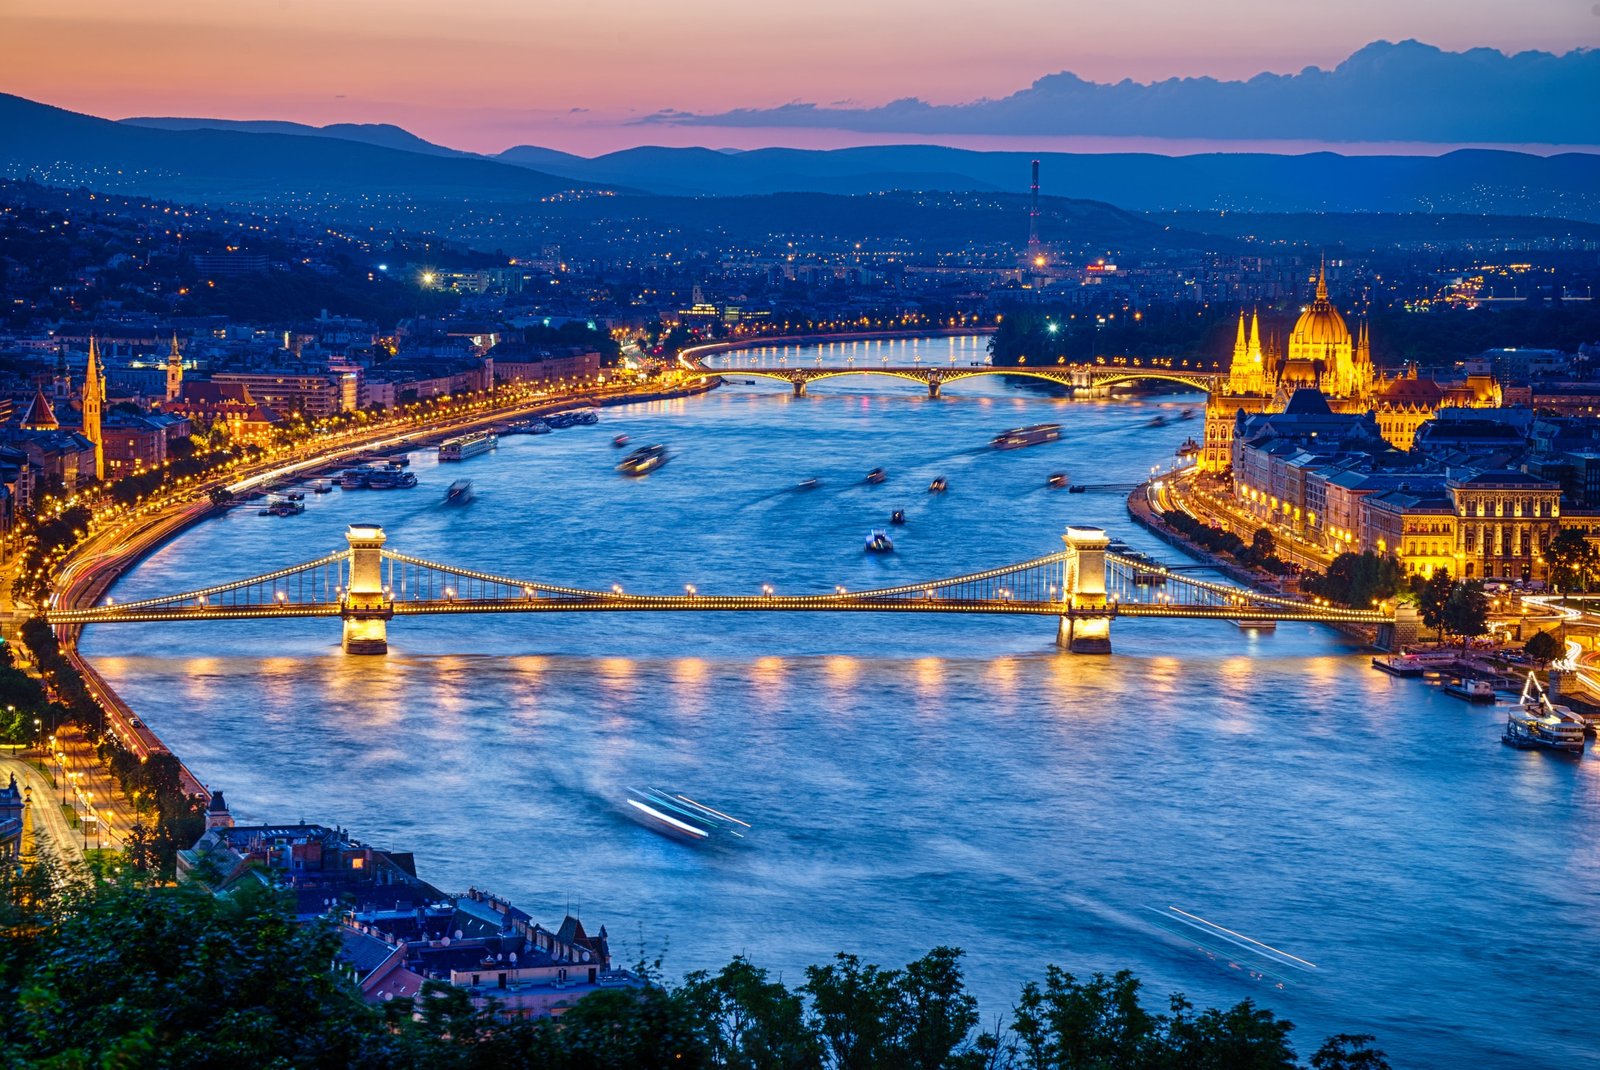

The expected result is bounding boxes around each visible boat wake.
[1145,906,1317,988]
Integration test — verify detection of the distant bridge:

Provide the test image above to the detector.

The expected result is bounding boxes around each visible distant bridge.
[683,349,1225,398]
[49,525,1402,655]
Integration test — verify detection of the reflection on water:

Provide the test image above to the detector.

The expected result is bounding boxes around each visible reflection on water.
[85,338,1598,1069]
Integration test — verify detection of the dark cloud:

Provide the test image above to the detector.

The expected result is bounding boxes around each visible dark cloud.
[640,41,1599,144]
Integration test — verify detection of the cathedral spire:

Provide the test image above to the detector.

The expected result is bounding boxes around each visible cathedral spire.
[1233,311,1247,364]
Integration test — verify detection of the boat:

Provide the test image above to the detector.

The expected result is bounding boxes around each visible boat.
[864,529,894,554]
[625,787,750,843]
[340,466,378,489]
[1370,652,1459,678]
[1068,484,1087,493]
[617,444,669,476]
[366,467,418,489]
[890,509,906,525]
[1443,678,1496,703]
[1230,619,1277,631]
[797,477,821,491]
[613,434,630,448]
[928,476,947,493]
[548,407,599,428]
[310,479,332,494]
[1148,415,1168,428]
[1121,550,1168,585]
[1179,408,1197,420]
[384,454,410,468]
[1047,473,1068,489]
[1176,437,1202,458]
[438,430,498,462]
[507,418,552,435]
[1503,673,1585,753]
[284,490,305,501]
[990,423,1062,450]
[445,479,473,505]
[866,467,887,484]
[257,495,304,517]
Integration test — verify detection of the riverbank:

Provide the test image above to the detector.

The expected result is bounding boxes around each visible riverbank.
[48,374,722,805]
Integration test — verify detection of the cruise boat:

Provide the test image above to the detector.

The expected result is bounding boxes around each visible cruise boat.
[990,423,1062,450]
[366,467,418,489]
[617,443,669,476]
[445,479,474,505]
[438,430,498,462]
[864,529,894,554]
[625,787,749,842]
[1503,673,1586,753]
[866,467,887,484]
[1443,678,1496,703]
[928,476,948,493]
[340,466,378,489]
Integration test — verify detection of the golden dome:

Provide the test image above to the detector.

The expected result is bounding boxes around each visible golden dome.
[1290,266,1350,349]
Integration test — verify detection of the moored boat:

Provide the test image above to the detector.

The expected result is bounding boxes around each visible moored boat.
[1370,652,1458,677]
[438,430,498,462]
[991,423,1062,450]
[1503,673,1585,753]
[310,479,332,494]
[1444,678,1496,703]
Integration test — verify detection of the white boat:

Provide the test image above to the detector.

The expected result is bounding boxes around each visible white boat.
[1370,652,1458,677]
[991,423,1062,450]
[1504,673,1585,753]
[625,787,749,842]
[438,430,498,461]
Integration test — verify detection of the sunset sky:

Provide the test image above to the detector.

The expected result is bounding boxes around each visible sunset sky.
[3,0,1594,153]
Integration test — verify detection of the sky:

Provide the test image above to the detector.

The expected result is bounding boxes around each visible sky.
[3,0,1596,154]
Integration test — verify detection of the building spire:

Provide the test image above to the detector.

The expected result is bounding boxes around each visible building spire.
[83,335,105,480]
[165,331,184,404]
[1315,255,1328,302]
[1233,311,1247,363]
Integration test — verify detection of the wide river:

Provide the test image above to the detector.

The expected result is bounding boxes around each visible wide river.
[86,337,1597,1068]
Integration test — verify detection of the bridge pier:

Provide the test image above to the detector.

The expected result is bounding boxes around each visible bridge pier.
[1058,525,1112,653]
[792,378,807,397]
[1375,603,1420,652]
[927,379,942,399]
[341,524,394,655]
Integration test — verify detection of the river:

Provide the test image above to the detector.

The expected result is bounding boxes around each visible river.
[84,336,1600,1068]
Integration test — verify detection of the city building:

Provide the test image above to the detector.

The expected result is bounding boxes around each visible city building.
[209,372,343,419]
[1201,265,1502,471]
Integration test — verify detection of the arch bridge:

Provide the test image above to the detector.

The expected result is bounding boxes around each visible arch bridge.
[683,352,1224,397]
[48,525,1406,655]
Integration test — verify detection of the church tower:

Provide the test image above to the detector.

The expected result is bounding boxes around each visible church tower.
[165,332,184,403]
[82,335,106,481]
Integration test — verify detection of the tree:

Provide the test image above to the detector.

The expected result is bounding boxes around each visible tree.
[804,953,902,1070]
[1010,968,1160,1070]
[1309,1034,1392,1070]
[1524,630,1563,667]
[894,947,982,1070]
[1250,527,1277,561]
[1441,580,1491,649]
[679,956,820,1070]
[1545,528,1596,593]
[1414,569,1454,633]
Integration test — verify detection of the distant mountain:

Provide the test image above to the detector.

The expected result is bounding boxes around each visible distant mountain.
[492,143,1600,220]
[0,94,586,201]
[651,40,1600,145]
[122,116,471,158]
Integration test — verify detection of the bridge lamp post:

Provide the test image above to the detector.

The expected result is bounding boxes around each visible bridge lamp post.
[762,584,774,598]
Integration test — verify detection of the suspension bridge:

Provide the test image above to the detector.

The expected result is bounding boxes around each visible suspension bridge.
[47,525,1408,655]
[683,351,1226,397]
